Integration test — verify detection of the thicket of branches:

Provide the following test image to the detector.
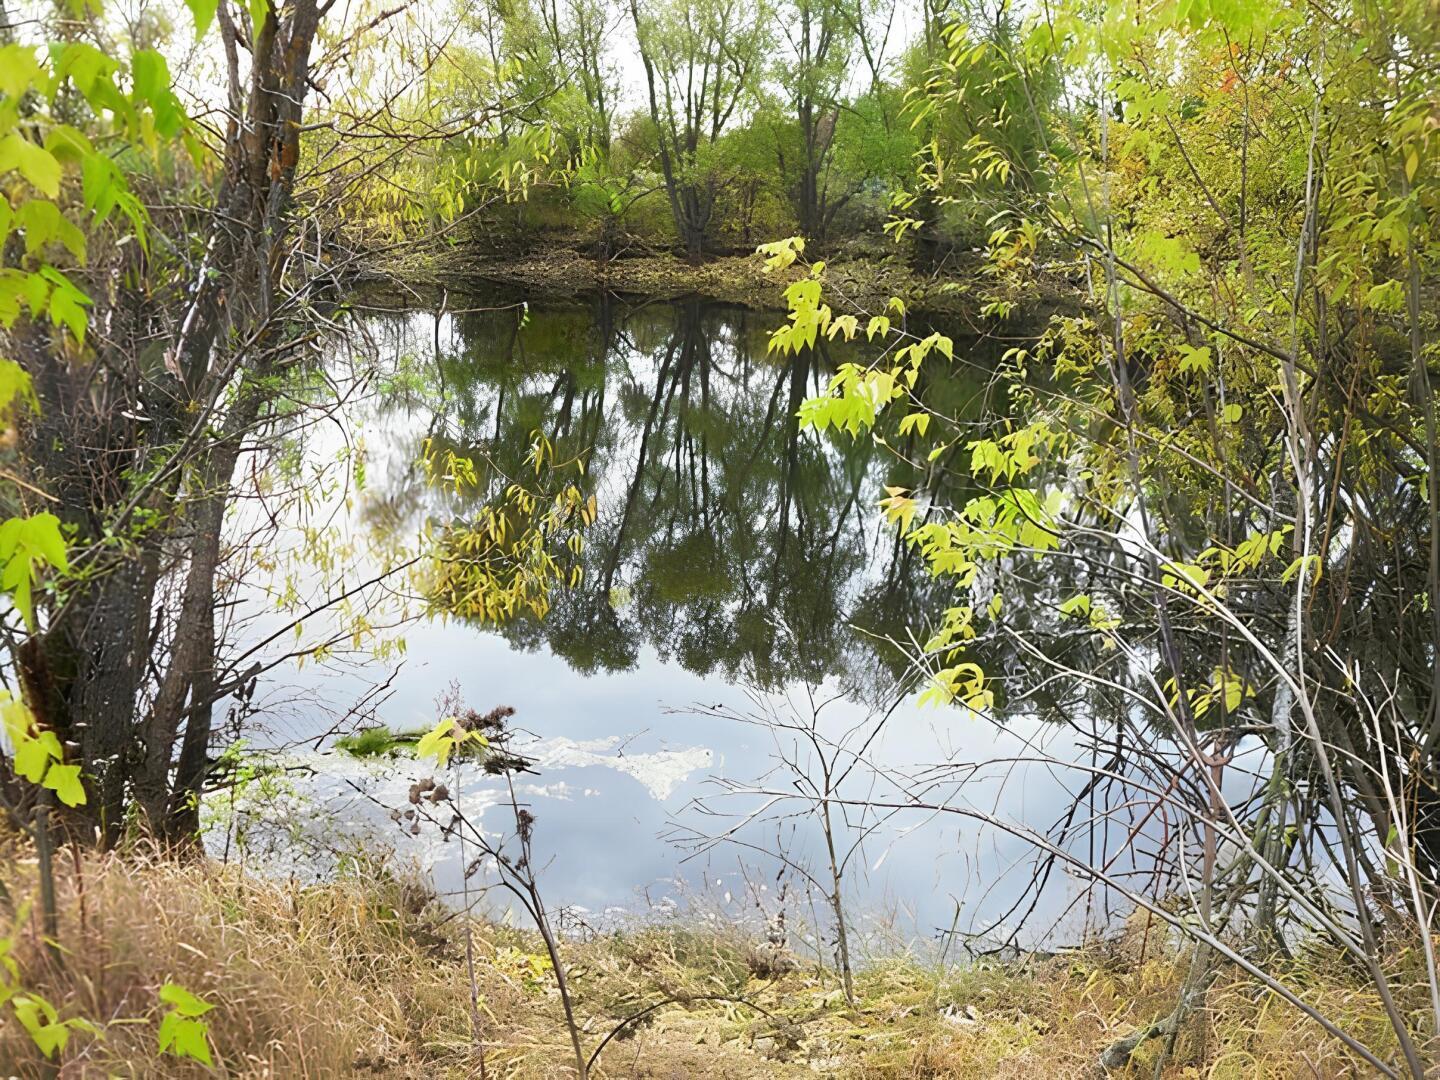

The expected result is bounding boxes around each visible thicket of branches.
[0,0,550,846]
[755,0,1440,1071]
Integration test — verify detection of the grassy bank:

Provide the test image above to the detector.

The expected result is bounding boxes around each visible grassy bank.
[0,840,1425,1078]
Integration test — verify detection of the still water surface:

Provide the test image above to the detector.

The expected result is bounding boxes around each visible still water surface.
[226,294,1097,954]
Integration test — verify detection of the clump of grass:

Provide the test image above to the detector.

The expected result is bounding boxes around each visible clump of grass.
[0,835,473,1075]
[0,834,1432,1077]
[334,724,420,758]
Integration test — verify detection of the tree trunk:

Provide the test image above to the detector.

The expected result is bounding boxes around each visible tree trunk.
[12,0,325,846]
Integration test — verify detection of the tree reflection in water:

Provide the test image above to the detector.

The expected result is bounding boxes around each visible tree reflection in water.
[360,294,1001,706]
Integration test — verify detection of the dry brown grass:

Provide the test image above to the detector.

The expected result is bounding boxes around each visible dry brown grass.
[0,838,1431,1078]
[0,839,468,1076]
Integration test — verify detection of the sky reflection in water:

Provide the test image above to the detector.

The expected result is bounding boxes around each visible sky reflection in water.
[227,295,1100,954]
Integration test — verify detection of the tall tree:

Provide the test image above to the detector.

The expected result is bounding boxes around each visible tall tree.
[627,0,771,261]
[772,0,854,240]
[538,0,619,155]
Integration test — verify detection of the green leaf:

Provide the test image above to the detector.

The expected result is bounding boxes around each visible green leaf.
[415,716,460,767]
[13,995,70,1058]
[0,359,36,414]
[52,41,113,98]
[0,45,43,100]
[20,512,68,573]
[0,512,69,631]
[0,693,33,746]
[184,0,220,37]
[16,201,86,263]
[17,269,50,317]
[897,412,930,438]
[1176,345,1212,374]
[159,982,215,1018]
[41,763,86,807]
[755,236,803,272]
[1365,279,1405,313]
[40,268,91,343]
[248,0,270,35]
[129,51,183,137]
[158,1011,214,1065]
[1281,553,1321,584]
[0,134,61,197]
[13,729,61,783]
[42,125,95,167]
[130,50,169,103]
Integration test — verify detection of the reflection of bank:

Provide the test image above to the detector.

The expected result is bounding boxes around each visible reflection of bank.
[357,296,995,700]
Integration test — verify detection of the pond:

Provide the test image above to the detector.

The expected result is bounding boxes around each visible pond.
[222,292,1107,956]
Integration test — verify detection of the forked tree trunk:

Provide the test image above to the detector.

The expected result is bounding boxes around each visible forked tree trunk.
[13,0,325,846]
